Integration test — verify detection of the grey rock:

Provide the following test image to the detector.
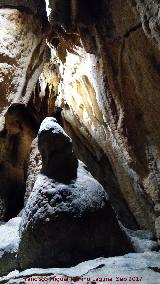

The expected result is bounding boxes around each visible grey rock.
[1,252,160,284]
[0,218,21,277]
[24,138,42,206]
[135,0,160,49]
[18,118,132,270]
[123,226,160,253]
[155,216,160,239]
[38,117,78,182]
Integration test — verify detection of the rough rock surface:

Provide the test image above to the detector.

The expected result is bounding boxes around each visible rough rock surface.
[0,0,47,20]
[46,0,160,238]
[136,0,160,48]
[18,118,132,270]
[1,252,160,284]
[38,117,78,182]
[0,5,47,220]
[0,217,21,277]
[0,104,38,221]
[24,137,42,205]
[123,226,159,253]
[0,8,46,115]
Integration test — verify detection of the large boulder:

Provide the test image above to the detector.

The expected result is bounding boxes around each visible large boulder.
[18,117,133,269]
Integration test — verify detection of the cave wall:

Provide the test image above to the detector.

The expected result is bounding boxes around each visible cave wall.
[0,7,47,116]
[0,0,159,238]
[0,104,38,220]
[0,0,47,19]
[0,1,47,220]
[46,0,160,238]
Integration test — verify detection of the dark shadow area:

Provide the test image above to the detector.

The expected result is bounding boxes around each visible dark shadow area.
[52,107,64,127]
[5,183,25,221]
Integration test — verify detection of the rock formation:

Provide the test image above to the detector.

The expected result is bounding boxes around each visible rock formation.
[1,252,160,284]
[0,0,47,20]
[0,0,160,279]
[0,1,47,220]
[24,137,42,206]
[0,217,21,276]
[0,104,39,221]
[18,117,132,269]
[44,0,160,240]
[38,117,78,182]
[0,5,47,115]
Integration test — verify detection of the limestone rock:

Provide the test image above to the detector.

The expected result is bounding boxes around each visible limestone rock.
[0,104,38,221]
[47,0,160,237]
[18,118,132,270]
[0,8,46,115]
[24,137,42,205]
[0,217,21,277]
[1,252,160,284]
[0,0,47,20]
[38,117,78,182]
[135,0,160,49]
[155,216,160,239]
[0,5,47,220]
[123,227,159,253]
